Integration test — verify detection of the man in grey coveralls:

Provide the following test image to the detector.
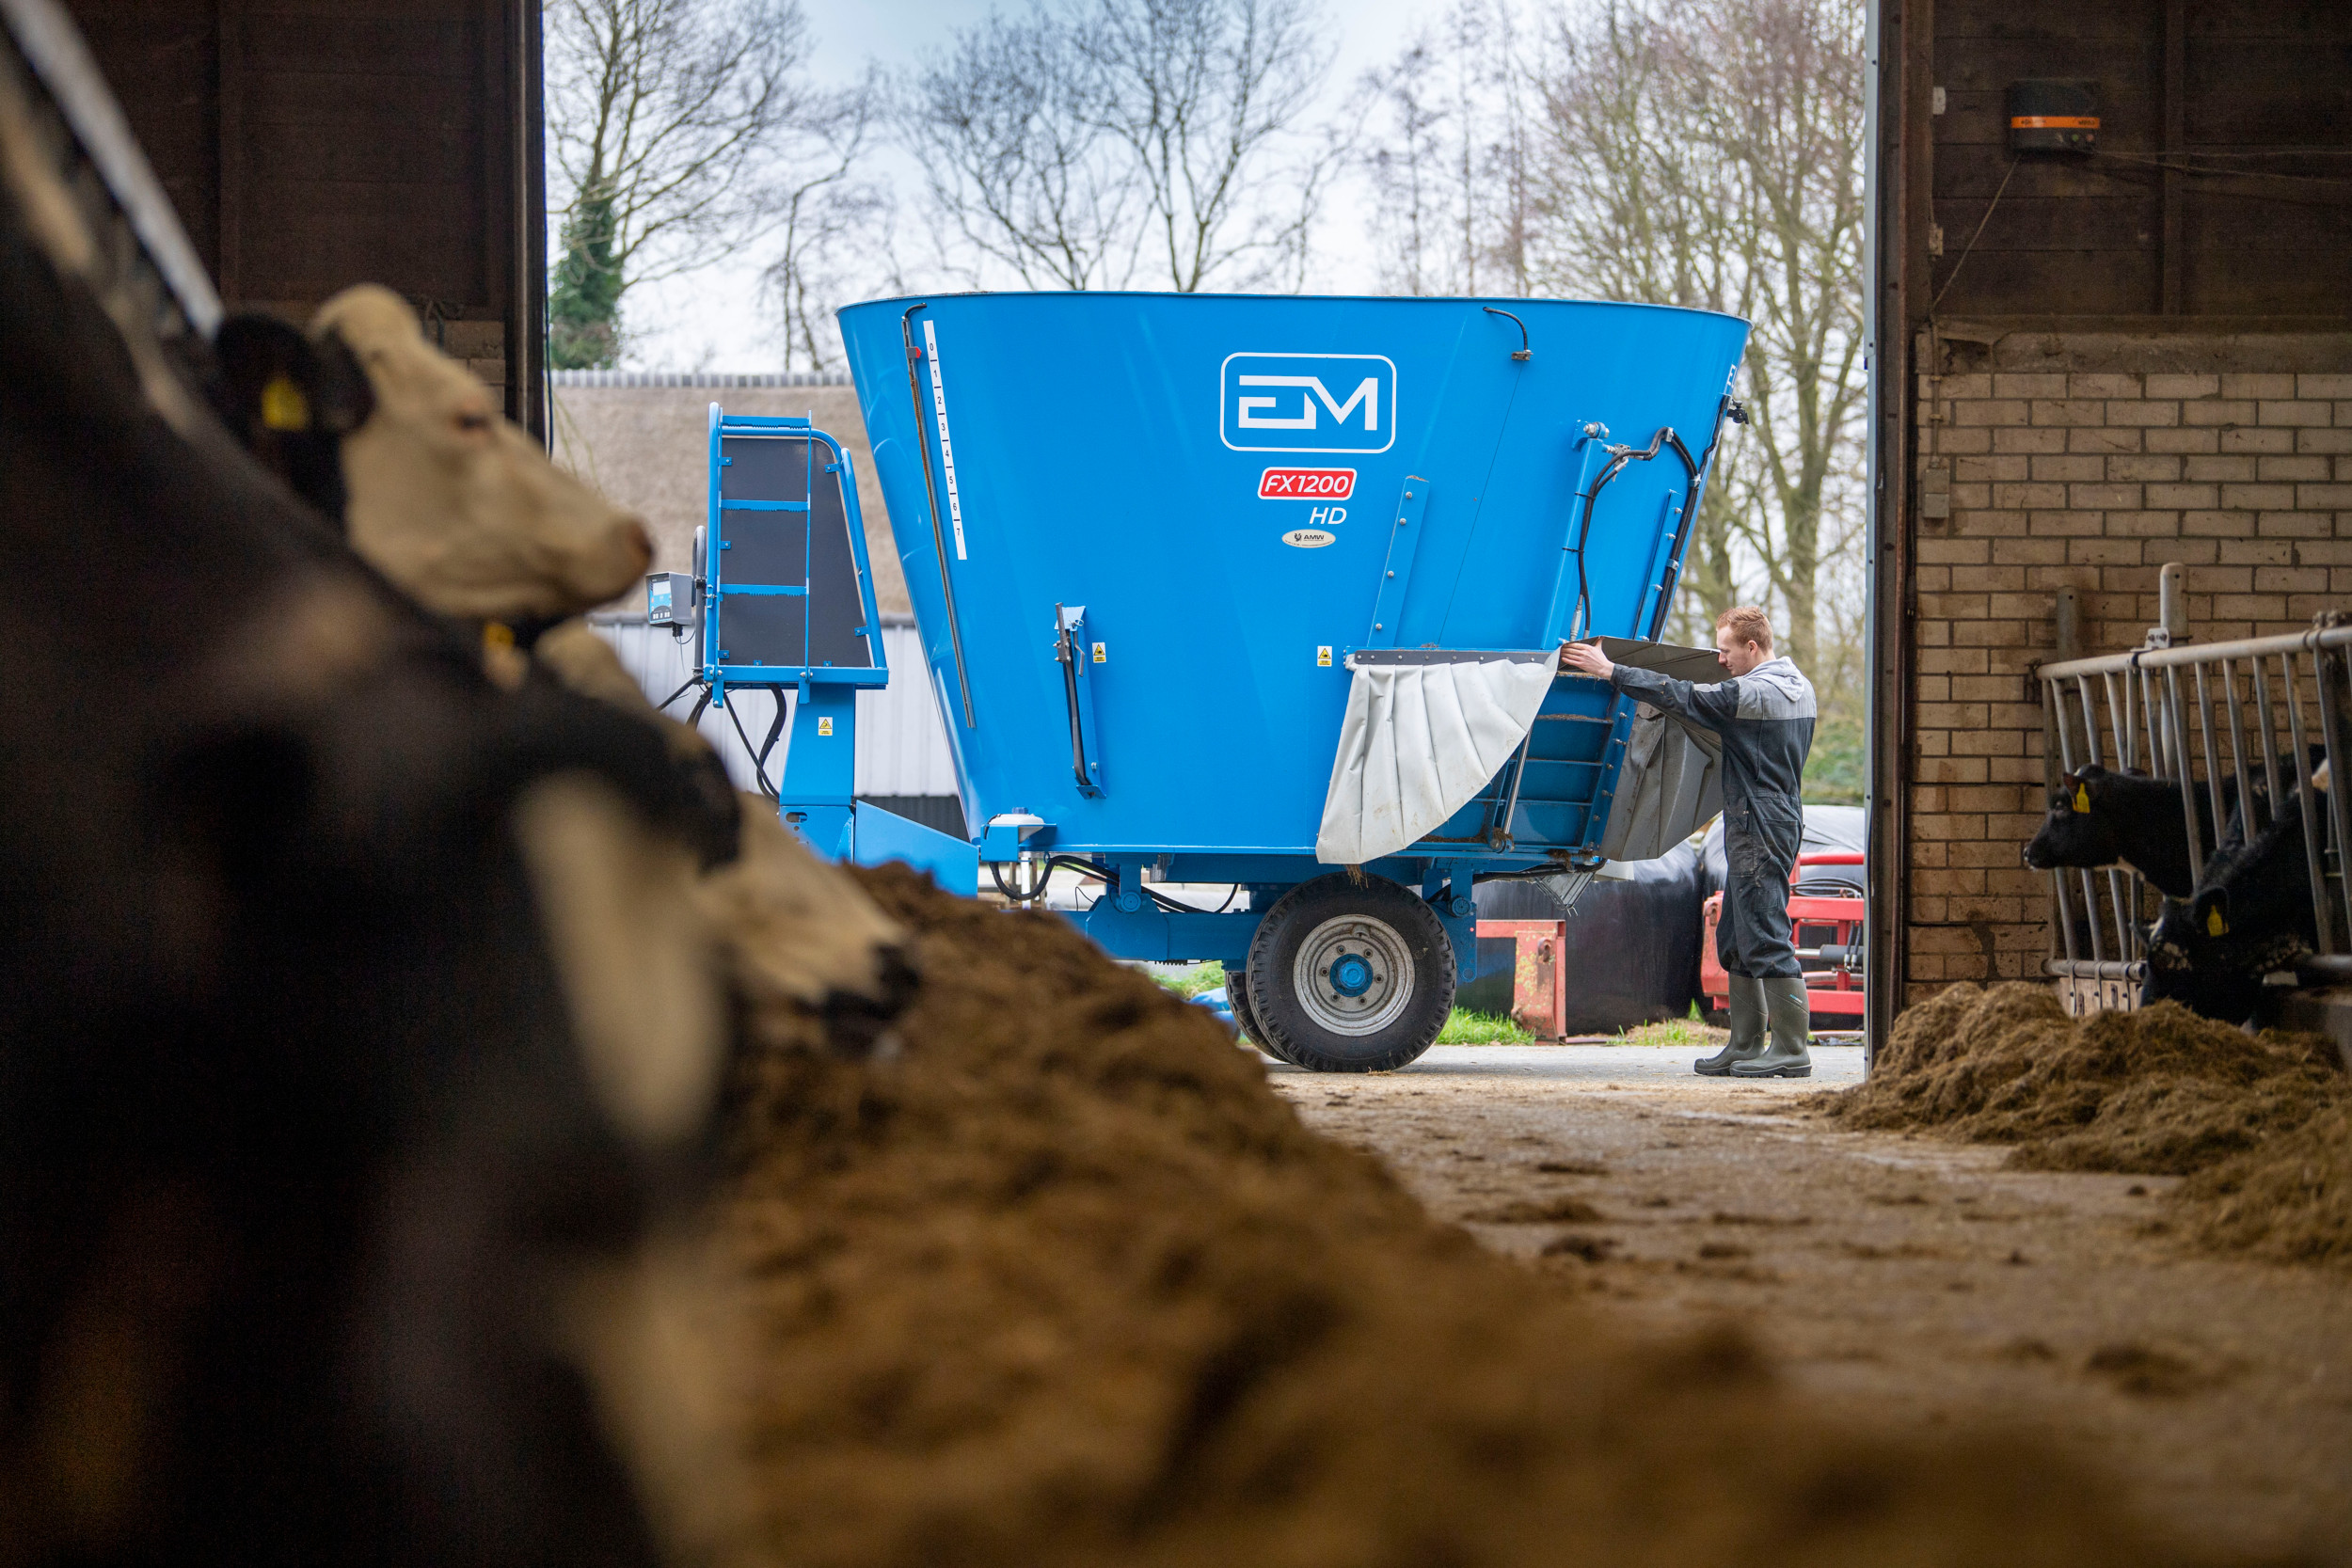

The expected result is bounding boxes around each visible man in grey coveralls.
[1560,607,1819,1078]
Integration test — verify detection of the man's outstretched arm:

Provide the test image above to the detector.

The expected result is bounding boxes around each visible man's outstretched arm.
[1558,641,1740,732]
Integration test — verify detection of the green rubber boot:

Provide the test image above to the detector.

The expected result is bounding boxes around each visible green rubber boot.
[1695,975,1768,1076]
[1730,976,1814,1078]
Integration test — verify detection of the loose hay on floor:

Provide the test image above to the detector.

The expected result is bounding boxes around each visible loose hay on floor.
[2173,1101,2352,1268]
[718,874,2274,1567]
[1816,983,2345,1175]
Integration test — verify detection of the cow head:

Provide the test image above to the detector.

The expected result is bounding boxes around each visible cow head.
[2141,896,2229,1019]
[2191,884,2232,942]
[309,285,653,625]
[2022,766,2122,870]
[2140,888,2266,1025]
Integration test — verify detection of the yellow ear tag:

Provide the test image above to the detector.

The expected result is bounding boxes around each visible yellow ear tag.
[2205,906,2228,938]
[2073,785,2090,813]
[483,621,516,653]
[261,374,311,432]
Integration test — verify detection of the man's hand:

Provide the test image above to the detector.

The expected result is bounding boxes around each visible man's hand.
[1559,641,1614,681]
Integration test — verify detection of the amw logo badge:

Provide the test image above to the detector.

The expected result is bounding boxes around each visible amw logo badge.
[1220,353,1396,454]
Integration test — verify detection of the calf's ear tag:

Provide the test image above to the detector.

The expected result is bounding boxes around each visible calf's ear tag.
[261,374,310,432]
[2072,784,2090,813]
[483,621,516,653]
[2205,906,2229,937]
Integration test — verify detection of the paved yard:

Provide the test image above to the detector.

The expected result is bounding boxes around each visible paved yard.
[1267,1043,2352,1566]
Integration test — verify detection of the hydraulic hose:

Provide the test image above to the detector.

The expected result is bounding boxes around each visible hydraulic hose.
[990,854,1238,917]
[990,854,1115,907]
[1645,395,1746,641]
[1566,424,1702,641]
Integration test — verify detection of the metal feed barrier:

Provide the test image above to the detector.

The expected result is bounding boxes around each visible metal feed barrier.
[2035,572,2352,1013]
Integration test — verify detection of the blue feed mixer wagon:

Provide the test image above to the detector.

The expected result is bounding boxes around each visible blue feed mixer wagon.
[685,292,1749,1073]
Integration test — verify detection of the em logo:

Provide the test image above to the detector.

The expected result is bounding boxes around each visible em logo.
[1220,352,1396,453]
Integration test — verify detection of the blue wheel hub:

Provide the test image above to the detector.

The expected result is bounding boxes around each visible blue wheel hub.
[1328,953,1374,997]
[1296,916,1412,1037]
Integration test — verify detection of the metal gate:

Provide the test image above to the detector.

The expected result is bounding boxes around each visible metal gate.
[2036,583,2352,1012]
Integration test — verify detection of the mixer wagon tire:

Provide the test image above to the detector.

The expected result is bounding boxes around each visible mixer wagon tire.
[1225,972,1289,1063]
[1246,876,1454,1072]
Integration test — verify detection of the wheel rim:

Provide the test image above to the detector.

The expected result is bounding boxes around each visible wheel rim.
[1290,913,1416,1037]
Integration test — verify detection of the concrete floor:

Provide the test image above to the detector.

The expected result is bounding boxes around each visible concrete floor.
[1266,1042,2352,1564]
[1263,1041,1867,1085]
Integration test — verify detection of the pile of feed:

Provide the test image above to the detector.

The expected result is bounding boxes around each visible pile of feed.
[1818,982,2352,1269]
[2174,1101,2352,1267]
[1818,983,2345,1175]
[713,871,2251,1567]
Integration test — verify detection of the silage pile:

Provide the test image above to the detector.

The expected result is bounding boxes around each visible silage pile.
[2174,1101,2352,1267]
[714,869,2257,1568]
[1819,982,2351,1267]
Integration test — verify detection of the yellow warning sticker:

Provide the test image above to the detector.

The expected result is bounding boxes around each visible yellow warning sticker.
[817,716,834,736]
[1316,645,1333,668]
[1092,641,1105,663]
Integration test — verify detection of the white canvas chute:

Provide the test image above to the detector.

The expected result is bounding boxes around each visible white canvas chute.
[1594,700,1723,863]
[1315,653,1556,865]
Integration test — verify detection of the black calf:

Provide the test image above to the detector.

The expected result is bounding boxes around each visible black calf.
[2024,757,2314,899]
[2142,766,2334,1023]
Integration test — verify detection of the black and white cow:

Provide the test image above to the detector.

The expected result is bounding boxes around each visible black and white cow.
[2,61,744,1566]
[213,287,657,632]
[207,299,919,1057]
[2023,754,2320,900]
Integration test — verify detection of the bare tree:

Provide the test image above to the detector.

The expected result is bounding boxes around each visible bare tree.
[1081,0,1337,291]
[1530,0,1865,682]
[1677,0,1867,677]
[902,0,1339,293]
[545,0,842,365]
[1359,36,1448,294]
[1519,0,1865,800]
[1486,0,1534,294]
[1532,1,1755,640]
[1358,1,1534,296]
[759,72,893,372]
[901,12,1140,290]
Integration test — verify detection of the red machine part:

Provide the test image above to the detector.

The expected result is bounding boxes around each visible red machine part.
[1700,851,1866,1022]
[1472,918,1568,1039]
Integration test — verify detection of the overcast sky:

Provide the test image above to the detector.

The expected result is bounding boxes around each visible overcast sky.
[615,0,1436,371]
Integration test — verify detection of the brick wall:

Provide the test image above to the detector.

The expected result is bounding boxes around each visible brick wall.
[431,318,508,409]
[1903,327,2352,1004]
[243,300,515,424]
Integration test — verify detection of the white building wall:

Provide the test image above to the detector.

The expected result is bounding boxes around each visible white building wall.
[856,624,964,797]
[589,614,961,806]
